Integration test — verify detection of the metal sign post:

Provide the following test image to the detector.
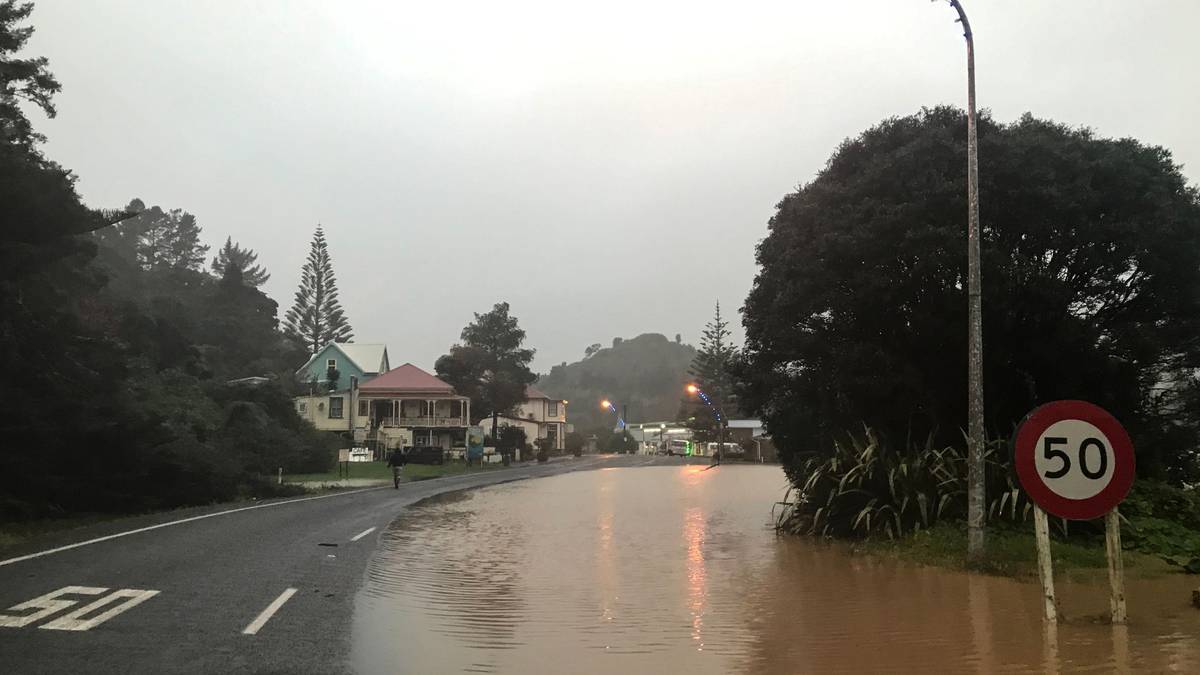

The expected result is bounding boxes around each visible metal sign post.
[1013,400,1135,625]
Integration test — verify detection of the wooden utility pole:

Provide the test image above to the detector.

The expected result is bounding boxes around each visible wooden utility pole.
[947,0,986,560]
[1033,505,1058,623]
[1105,508,1128,624]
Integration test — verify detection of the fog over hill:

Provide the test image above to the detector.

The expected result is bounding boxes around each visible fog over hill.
[537,333,697,434]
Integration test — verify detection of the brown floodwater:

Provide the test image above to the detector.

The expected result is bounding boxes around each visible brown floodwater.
[352,464,1200,674]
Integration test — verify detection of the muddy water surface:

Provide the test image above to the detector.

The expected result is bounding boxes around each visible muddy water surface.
[352,464,1200,673]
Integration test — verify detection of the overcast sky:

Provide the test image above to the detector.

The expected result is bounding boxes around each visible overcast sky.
[24,1,1200,371]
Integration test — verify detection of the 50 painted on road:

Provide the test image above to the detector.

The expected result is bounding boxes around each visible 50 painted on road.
[0,586,159,631]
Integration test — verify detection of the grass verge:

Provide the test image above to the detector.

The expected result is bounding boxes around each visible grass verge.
[856,521,1173,581]
[283,460,508,485]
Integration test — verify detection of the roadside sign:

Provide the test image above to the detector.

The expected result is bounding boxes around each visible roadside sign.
[1013,400,1135,521]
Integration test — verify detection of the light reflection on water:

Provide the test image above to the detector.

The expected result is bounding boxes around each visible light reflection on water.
[352,465,1200,674]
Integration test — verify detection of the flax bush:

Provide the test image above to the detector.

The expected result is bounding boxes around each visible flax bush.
[775,428,1030,539]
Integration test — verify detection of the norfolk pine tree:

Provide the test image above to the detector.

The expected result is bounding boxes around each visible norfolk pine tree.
[681,301,738,442]
[283,226,353,354]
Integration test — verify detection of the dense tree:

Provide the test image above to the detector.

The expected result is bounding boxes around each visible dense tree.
[0,4,332,517]
[435,302,537,443]
[680,301,738,441]
[565,431,585,454]
[735,107,1200,482]
[195,264,290,379]
[283,226,353,353]
[211,236,270,287]
[100,199,210,272]
[0,0,59,148]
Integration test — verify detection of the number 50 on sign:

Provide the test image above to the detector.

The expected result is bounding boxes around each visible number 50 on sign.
[1013,400,1135,521]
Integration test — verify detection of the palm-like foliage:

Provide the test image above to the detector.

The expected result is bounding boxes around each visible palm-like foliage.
[776,428,1029,539]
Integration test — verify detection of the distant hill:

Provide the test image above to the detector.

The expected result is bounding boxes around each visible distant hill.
[538,333,697,434]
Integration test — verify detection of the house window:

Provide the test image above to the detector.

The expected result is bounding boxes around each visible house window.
[329,396,344,419]
[450,400,462,418]
[297,401,307,414]
[547,401,559,417]
[327,358,337,370]
[358,400,368,417]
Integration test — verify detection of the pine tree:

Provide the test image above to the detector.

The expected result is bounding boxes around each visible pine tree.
[283,226,353,353]
[113,198,210,272]
[211,236,270,287]
[681,301,739,440]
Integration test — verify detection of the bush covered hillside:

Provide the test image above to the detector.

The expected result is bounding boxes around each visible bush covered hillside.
[538,334,696,433]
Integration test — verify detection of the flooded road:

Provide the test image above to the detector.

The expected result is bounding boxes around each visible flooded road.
[353,463,1200,673]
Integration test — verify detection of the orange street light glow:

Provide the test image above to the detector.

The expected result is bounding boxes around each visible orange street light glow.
[601,399,611,409]
[686,384,699,394]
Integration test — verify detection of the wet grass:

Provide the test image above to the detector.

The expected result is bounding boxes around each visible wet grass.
[0,513,116,553]
[284,461,394,483]
[858,521,1173,580]
[284,460,507,485]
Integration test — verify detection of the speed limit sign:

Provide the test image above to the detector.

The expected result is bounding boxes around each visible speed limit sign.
[1013,400,1135,520]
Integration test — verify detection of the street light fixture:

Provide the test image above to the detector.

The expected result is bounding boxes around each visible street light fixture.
[600,399,626,430]
[685,383,725,465]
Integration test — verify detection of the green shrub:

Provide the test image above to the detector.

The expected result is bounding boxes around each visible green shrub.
[1121,480,1200,522]
[776,428,1029,539]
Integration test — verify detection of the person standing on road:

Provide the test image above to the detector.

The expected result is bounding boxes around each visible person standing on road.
[387,448,407,488]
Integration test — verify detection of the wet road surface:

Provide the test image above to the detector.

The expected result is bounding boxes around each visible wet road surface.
[353,463,1200,674]
[0,454,656,673]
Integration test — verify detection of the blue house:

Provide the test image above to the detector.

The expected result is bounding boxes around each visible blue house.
[295,342,390,392]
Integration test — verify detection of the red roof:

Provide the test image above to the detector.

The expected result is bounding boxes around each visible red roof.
[360,363,457,395]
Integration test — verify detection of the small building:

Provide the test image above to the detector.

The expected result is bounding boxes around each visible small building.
[623,421,693,454]
[479,385,569,451]
[295,342,390,391]
[727,420,777,462]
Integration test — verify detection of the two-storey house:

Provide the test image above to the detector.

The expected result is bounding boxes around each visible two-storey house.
[357,363,472,452]
[294,361,472,456]
[295,342,390,391]
[484,385,568,451]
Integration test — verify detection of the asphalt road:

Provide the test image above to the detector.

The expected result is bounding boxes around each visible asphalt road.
[0,453,709,674]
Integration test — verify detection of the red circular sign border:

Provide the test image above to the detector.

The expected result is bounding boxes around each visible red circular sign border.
[1013,400,1135,520]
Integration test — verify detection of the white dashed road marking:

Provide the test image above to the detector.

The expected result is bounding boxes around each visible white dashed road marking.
[349,527,376,542]
[242,588,297,636]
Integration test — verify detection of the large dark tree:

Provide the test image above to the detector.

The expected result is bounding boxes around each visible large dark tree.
[211,236,270,287]
[283,226,353,353]
[435,302,537,443]
[736,107,1200,482]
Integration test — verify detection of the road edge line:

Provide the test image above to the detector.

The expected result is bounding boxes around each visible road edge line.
[0,487,388,568]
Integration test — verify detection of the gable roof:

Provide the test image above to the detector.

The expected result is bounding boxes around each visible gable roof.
[295,342,389,377]
[337,343,389,374]
[359,363,457,395]
[525,384,556,400]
